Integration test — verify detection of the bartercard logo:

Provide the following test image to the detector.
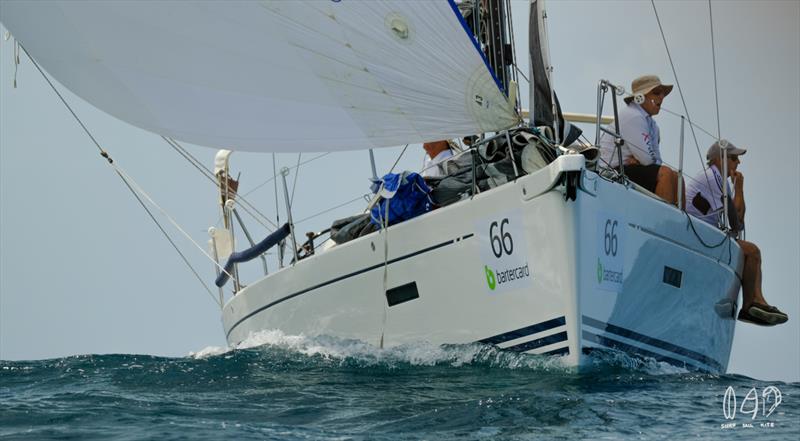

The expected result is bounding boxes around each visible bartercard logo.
[485,266,496,290]
[484,263,531,290]
[597,257,622,285]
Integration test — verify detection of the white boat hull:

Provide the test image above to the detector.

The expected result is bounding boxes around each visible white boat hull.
[222,156,740,373]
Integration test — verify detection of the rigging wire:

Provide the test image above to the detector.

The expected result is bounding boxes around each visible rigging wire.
[112,165,237,281]
[708,0,722,139]
[163,137,279,232]
[659,107,718,140]
[162,136,217,184]
[17,43,225,306]
[388,144,410,174]
[515,65,530,86]
[290,153,302,207]
[650,0,716,205]
[115,168,222,307]
[242,152,331,198]
[294,195,368,225]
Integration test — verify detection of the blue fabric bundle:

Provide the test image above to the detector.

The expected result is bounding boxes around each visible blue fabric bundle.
[370,172,432,227]
[215,222,291,287]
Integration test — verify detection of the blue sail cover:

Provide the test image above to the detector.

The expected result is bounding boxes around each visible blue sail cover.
[370,172,432,227]
[215,223,291,287]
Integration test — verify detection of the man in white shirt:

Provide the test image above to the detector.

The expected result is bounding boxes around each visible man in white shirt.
[599,75,682,207]
[686,140,788,326]
[422,140,455,178]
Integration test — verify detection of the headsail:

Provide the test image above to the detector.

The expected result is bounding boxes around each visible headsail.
[1,1,519,153]
[528,0,580,145]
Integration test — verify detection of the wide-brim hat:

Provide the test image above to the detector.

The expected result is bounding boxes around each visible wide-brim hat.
[706,139,747,161]
[624,75,674,104]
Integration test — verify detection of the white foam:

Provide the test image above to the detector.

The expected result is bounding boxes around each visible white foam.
[189,345,231,359]
[232,329,569,370]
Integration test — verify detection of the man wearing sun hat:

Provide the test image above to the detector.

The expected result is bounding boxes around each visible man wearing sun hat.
[686,140,788,326]
[599,75,682,207]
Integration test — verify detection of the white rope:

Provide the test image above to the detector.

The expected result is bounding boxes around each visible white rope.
[378,194,390,349]
[112,164,237,283]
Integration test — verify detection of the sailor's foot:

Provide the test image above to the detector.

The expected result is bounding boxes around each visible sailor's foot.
[738,303,788,326]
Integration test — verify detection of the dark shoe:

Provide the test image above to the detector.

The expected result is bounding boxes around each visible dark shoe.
[738,304,788,326]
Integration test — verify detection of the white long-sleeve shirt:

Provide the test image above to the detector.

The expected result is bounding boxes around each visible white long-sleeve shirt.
[422,149,454,178]
[599,103,662,168]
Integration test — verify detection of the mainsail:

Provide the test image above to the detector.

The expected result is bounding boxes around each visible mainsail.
[1,1,519,153]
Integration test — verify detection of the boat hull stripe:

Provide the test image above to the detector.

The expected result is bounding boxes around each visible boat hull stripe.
[478,316,566,345]
[542,346,570,357]
[504,331,568,353]
[582,330,711,372]
[582,316,722,371]
[226,234,474,340]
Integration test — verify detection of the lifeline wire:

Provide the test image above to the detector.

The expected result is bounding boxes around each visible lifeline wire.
[18,43,224,306]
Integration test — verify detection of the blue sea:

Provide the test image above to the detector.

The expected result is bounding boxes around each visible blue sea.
[2,332,798,440]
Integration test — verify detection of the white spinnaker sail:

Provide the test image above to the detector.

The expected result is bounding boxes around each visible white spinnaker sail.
[1,1,519,153]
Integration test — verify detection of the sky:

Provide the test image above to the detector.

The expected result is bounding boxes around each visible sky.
[1,1,798,382]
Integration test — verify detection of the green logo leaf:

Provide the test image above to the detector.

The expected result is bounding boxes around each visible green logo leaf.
[597,258,603,284]
[485,265,496,290]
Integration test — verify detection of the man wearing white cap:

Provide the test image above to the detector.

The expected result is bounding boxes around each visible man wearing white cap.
[599,75,682,207]
[686,140,788,326]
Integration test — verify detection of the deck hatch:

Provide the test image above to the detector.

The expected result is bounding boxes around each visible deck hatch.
[386,282,419,307]
[663,266,682,288]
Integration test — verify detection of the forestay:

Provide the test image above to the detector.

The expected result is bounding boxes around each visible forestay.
[1,1,519,153]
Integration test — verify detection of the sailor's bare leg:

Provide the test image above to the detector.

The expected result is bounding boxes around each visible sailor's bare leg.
[655,166,681,207]
[738,239,767,307]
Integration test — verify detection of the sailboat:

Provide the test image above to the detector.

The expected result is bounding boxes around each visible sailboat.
[1,1,742,373]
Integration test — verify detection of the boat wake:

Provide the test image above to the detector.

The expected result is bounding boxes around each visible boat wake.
[190,329,688,376]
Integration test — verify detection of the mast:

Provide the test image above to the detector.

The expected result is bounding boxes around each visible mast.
[484,0,514,94]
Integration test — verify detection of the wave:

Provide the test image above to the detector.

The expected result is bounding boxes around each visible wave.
[188,329,696,377]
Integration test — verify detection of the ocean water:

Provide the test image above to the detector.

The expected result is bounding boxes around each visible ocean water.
[1,332,798,440]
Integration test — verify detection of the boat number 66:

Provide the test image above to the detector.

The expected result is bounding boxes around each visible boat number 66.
[604,219,619,257]
[490,218,513,258]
